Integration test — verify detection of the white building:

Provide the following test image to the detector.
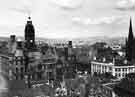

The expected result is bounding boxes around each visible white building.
[91,60,135,79]
[110,44,122,51]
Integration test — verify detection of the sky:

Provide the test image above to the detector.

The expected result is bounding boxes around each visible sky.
[0,0,135,39]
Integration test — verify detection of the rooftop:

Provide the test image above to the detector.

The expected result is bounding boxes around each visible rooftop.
[92,57,134,66]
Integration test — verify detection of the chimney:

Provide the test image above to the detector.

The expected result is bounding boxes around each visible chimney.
[17,38,23,49]
[10,35,16,43]
[68,41,72,48]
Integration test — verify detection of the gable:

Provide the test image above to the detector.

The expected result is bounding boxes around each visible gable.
[43,47,57,59]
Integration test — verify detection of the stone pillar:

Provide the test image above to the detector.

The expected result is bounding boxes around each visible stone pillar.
[101,65,103,74]
[120,68,123,79]
[95,64,97,73]
[112,66,115,77]
[127,67,129,74]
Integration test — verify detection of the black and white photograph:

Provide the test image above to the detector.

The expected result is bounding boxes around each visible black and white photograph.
[0,0,135,97]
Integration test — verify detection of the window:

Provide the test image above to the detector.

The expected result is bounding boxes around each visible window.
[21,67,23,73]
[109,67,112,71]
[9,70,12,75]
[122,68,124,72]
[118,73,121,77]
[125,68,127,72]
[42,65,44,70]
[17,57,21,60]
[115,68,117,72]
[16,68,18,73]
[105,66,107,70]
[17,61,21,65]
[117,68,120,72]
[122,73,125,77]
[14,61,17,65]
[115,73,117,77]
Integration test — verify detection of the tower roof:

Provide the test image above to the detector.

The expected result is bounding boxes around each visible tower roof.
[25,16,35,33]
[126,18,134,61]
[25,17,35,36]
[128,18,134,41]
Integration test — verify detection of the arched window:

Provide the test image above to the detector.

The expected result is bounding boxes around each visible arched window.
[16,68,18,73]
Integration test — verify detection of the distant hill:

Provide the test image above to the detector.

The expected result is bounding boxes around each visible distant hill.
[72,36,126,46]
[0,36,126,46]
[0,37,9,41]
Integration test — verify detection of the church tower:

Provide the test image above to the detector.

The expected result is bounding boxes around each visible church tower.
[126,18,134,61]
[24,17,35,50]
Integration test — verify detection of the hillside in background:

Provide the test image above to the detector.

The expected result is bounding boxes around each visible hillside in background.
[73,36,126,46]
[0,36,126,46]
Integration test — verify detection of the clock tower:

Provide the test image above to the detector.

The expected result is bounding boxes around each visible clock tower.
[24,17,35,50]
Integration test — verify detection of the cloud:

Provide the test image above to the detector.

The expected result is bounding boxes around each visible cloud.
[50,0,84,9]
[10,0,36,15]
[116,0,135,11]
[72,15,128,25]
[10,8,31,14]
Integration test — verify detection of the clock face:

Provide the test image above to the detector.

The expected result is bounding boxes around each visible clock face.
[30,40,33,42]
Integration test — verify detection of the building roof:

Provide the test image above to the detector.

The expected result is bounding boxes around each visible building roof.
[8,80,26,90]
[41,47,58,64]
[92,57,134,66]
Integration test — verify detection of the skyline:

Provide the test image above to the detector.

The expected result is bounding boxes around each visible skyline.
[0,0,135,39]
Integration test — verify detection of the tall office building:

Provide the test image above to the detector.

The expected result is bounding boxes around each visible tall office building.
[8,35,17,54]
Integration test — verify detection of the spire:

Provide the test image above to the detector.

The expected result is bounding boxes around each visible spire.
[128,17,134,41]
[126,17,134,61]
